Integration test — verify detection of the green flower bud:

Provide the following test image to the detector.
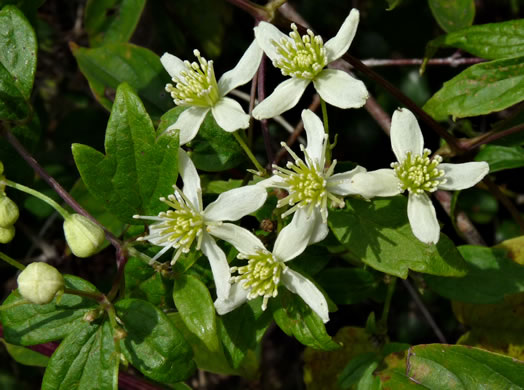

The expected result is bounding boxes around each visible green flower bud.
[63,214,105,258]
[0,196,19,227]
[17,262,65,305]
[0,225,15,244]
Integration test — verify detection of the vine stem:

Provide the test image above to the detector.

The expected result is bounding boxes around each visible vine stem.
[458,122,524,150]
[63,288,105,302]
[0,251,25,271]
[233,131,266,175]
[361,57,484,68]
[377,276,396,334]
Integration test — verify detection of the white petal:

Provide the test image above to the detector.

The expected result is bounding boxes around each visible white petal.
[207,223,265,255]
[273,209,314,262]
[200,233,231,300]
[313,69,368,109]
[252,78,310,120]
[254,21,290,63]
[281,268,329,323]
[214,283,249,315]
[308,208,329,245]
[326,165,367,196]
[165,106,209,145]
[160,52,186,78]
[390,108,424,162]
[218,40,263,96]
[337,169,402,199]
[178,149,202,210]
[257,175,288,189]
[211,97,250,132]
[438,162,489,191]
[204,185,268,222]
[324,9,360,63]
[302,109,327,166]
[407,193,440,245]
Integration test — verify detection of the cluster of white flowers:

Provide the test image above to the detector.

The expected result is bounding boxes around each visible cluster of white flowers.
[136,9,489,323]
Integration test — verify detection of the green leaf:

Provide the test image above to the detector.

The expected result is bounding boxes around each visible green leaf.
[475,144,524,172]
[0,1,45,16]
[1,275,99,346]
[423,56,524,121]
[41,321,118,390]
[328,197,468,278]
[173,274,219,353]
[273,289,339,351]
[457,188,498,224]
[115,298,195,383]
[406,344,524,388]
[71,42,172,120]
[1,340,49,367]
[72,83,179,224]
[84,0,146,47]
[0,5,37,120]
[124,257,173,308]
[428,0,475,32]
[385,0,403,10]
[375,349,423,389]
[426,245,524,304]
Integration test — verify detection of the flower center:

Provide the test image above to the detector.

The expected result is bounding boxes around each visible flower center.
[165,49,220,107]
[271,23,327,80]
[231,250,287,311]
[391,149,446,194]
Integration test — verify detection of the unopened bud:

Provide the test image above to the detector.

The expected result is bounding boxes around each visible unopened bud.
[63,214,105,258]
[83,308,102,322]
[17,262,65,305]
[0,225,15,244]
[0,196,19,227]
[114,327,128,341]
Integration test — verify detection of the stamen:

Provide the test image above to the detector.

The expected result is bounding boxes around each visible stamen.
[392,149,446,194]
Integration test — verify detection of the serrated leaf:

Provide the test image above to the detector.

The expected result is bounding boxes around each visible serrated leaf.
[115,298,195,383]
[428,0,475,33]
[0,5,37,120]
[475,144,524,172]
[72,83,179,224]
[1,275,99,346]
[41,321,118,390]
[423,56,524,121]
[2,340,49,367]
[328,197,468,278]
[406,344,524,388]
[84,0,146,47]
[124,257,173,308]
[71,42,172,120]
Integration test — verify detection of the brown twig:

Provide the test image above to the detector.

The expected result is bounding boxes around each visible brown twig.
[361,57,484,68]
[458,122,524,150]
[225,0,267,20]
[364,95,391,135]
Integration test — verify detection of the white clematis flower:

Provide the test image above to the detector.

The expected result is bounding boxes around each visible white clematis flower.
[260,109,365,244]
[210,210,329,322]
[349,108,490,244]
[252,9,369,120]
[134,149,268,299]
[160,41,263,145]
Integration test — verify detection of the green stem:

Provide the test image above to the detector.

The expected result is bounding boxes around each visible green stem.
[233,131,266,175]
[63,288,105,302]
[319,97,331,164]
[0,251,25,271]
[0,299,30,311]
[127,246,162,267]
[377,276,397,334]
[3,179,70,219]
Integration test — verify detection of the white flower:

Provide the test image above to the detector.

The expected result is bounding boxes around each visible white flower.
[160,41,263,145]
[259,109,365,244]
[210,210,329,322]
[134,150,267,299]
[348,108,490,244]
[252,9,369,120]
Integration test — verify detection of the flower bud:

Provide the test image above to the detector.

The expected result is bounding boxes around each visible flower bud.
[0,196,19,227]
[63,214,105,258]
[0,225,15,244]
[17,262,65,305]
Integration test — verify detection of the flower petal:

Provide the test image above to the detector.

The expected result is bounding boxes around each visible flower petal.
[273,209,314,262]
[204,185,268,222]
[218,40,263,96]
[390,108,424,162]
[160,52,186,78]
[252,78,310,120]
[257,175,287,189]
[407,193,440,244]
[254,21,290,63]
[281,268,329,323]
[438,162,489,191]
[178,149,202,209]
[207,223,265,254]
[337,169,402,199]
[307,208,329,245]
[313,69,368,109]
[327,165,366,196]
[200,233,231,299]
[164,106,209,145]
[214,283,249,315]
[211,97,250,132]
[324,9,360,63]
[302,109,327,166]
